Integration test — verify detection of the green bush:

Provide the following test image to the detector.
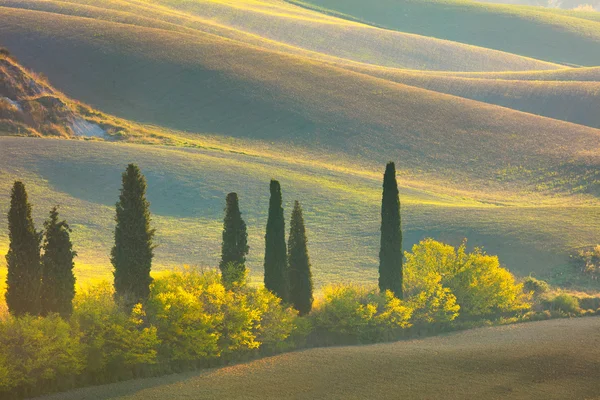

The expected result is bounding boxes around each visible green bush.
[523,277,550,296]
[0,314,83,397]
[72,283,160,381]
[309,285,412,345]
[578,296,600,311]
[543,293,580,315]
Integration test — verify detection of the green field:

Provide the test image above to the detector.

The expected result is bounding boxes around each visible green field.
[34,317,600,400]
[1,136,599,292]
[295,0,600,65]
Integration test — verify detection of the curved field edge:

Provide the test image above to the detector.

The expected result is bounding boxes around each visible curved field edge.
[34,317,600,400]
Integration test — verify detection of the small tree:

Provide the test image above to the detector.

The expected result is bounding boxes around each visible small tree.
[219,193,249,287]
[111,164,155,309]
[288,201,313,315]
[264,180,288,302]
[5,181,42,316]
[379,162,403,299]
[41,207,76,318]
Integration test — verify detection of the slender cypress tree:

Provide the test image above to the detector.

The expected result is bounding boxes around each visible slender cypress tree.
[40,207,76,318]
[264,180,288,302]
[288,201,313,315]
[379,162,403,299]
[111,164,155,308]
[5,181,42,316]
[219,192,249,287]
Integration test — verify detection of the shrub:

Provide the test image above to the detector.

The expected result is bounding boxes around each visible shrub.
[543,293,580,315]
[246,287,298,352]
[578,296,600,311]
[146,268,297,364]
[0,314,83,397]
[571,245,600,279]
[523,276,550,296]
[310,285,412,345]
[72,283,159,381]
[404,239,531,319]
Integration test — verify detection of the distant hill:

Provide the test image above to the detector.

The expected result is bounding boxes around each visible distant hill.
[36,317,600,400]
[476,0,600,11]
[296,0,600,65]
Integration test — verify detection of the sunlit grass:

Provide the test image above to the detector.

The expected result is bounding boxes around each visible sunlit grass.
[1,137,599,293]
[0,0,560,72]
[297,0,600,66]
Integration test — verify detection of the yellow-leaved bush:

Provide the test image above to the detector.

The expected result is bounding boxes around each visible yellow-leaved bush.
[145,269,298,364]
[0,268,298,399]
[309,284,412,345]
[404,239,531,319]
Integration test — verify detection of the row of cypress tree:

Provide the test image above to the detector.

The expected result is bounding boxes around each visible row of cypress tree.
[5,161,402,318]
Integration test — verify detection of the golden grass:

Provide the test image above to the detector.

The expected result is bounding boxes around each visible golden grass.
[35,317,600,400]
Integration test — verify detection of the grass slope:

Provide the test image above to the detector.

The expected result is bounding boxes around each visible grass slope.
[296,0,600,65]
[1,137,600,292]
[0,0,561,72]
[1,6,600,195]
[345,65,600,129]
[36,317,600,400]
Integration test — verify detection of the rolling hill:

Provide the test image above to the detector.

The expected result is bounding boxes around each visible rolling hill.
[0,0,600,291]
[1,5,599,193]
[5,136,599,290]
[35,317,600,400]
[297,0,600,65]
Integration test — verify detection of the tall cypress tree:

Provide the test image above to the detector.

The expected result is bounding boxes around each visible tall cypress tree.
[111,164,155,308]
[379,162,403,299]
[288,201,313,315]
[219,192,249,287]
[264,180,288,302]
[5,181,42,316]
[40,207,76,318]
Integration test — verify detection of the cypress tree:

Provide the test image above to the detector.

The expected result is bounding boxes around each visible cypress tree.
[219,192,249,287]
[379,162,403,299]
[40,207,76,318]
[288,201,313,315]
[264,180,288,301]
[111,164,155,308]
[5,181,42,316]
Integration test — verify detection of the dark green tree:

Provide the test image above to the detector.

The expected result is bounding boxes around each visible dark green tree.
[264,180,288,301]
[111,164,155,308]
[40,207,76,318]
[288,201,313,315]
[219,192,249,287]
[379,162,403,299]
[5,181,42,316]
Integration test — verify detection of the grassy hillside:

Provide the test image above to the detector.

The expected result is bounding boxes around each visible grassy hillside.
[36,317,600,399]
[0,0,560,72]
[296,0,600,65]
[476,0,600,11]
[345,65,600,129]
[1,137,600,292]
[2,5,600,194]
